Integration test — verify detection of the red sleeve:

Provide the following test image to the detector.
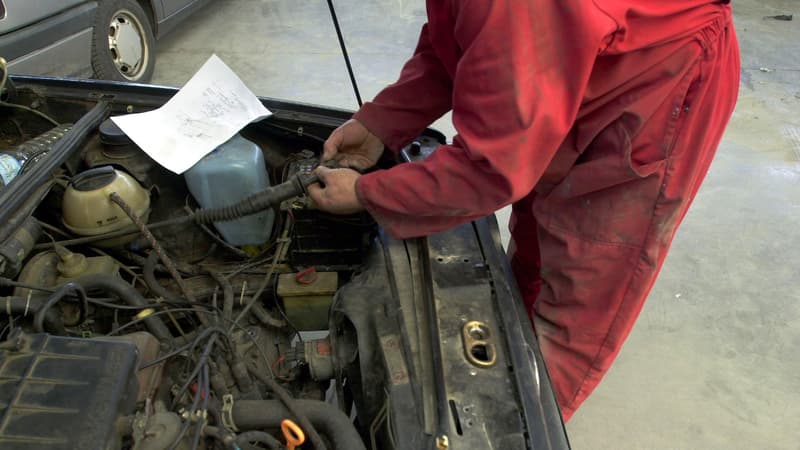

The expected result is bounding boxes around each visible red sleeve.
[356,0,616,239]
[353,23,453,153]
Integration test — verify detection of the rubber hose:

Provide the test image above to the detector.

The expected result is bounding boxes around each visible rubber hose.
[234,430,281,450]
[72,274,173,342]
[143,251,181,303]
[248,366,327,450]
[34,282,88,334]
[232,400,366,450]
[1,296,65,334]
[192,173,316,224]
[203,426,236,450]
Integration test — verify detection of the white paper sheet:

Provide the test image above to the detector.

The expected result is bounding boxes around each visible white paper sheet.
[111,54,271,174]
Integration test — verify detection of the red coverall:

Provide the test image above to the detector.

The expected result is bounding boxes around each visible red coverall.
[352,0,739,420]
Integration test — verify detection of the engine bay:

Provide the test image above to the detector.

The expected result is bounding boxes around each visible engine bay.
[0,89,384,450]
[0,77,567,450]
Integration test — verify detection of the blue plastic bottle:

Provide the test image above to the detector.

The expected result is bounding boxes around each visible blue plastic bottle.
[184,134,274,246]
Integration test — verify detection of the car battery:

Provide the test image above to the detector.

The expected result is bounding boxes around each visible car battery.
[0,333,139,449]
[282,154,374,270]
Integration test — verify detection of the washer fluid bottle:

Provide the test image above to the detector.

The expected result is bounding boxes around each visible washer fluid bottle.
[184,134,274,246]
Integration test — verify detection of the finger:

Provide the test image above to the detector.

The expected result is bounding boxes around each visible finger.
[312,165,333,184]
[338,156,367,171]
[322,129,343,161]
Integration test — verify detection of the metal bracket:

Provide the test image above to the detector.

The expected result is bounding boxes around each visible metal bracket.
[221,394,239,432]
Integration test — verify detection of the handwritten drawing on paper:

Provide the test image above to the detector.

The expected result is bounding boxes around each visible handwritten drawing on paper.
[111,55,271,174]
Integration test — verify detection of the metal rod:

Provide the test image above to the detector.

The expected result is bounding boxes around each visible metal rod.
[326,0,363,107]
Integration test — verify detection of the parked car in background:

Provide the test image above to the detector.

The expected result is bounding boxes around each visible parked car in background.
[0,0,211,82]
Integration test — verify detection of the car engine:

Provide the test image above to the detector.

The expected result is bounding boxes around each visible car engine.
[0,77,568,450]
[0,91,388,449]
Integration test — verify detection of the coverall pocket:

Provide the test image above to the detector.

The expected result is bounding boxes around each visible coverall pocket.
[534,118,667,247]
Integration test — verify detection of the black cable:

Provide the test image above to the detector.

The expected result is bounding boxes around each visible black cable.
[106,307,213,336]
[325,0,363,107]
[139,341,194,369]
[185,206,248,258]
[169,363,205,450]
[105,307,275,378]
[34,282,88,333]
[189,364,210,450]
[172,334,219,409]
[0,277,200,310]
[262,120,327,143]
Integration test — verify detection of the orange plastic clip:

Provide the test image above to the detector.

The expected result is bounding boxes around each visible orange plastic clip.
[281,419,306,450]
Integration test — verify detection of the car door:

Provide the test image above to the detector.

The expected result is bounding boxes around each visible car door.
[0,0,87,35]
[0,0,95,77]
[161,0,196,19]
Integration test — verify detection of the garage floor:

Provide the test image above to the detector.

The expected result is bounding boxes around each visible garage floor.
[152,1,799,448]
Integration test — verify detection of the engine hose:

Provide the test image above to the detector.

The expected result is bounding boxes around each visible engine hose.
[232,400,366,450]
[1,296,65,334]
[247,367,327,450]
[143,251,182,303]
[34,282,88,334]
[234,430,281,450]
[203,426,237,450]
[71,274,173,343]
[191,173,318,224]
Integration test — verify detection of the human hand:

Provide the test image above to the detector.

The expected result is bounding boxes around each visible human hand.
[323,119,384,170]
[307,166,364,215]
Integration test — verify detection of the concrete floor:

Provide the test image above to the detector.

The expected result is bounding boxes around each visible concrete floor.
[152,1,799,448]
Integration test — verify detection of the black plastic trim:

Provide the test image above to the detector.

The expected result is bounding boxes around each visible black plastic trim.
[472,217,571,449]
[0,100,109,231]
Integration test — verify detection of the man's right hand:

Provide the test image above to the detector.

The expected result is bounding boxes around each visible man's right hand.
[323,119,385,170]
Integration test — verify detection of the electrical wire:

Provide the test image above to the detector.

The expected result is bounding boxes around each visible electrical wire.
[262,120,327,143]
[229,209,294,331]
[0,102,60,126]
[0,277,199,311]
[105,307,214,337]
[34,282,88,332]
[189,363,210,450]
[103,307,276,379]
[183,205,248,258]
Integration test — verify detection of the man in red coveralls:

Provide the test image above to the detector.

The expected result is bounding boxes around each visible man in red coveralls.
[308,0,739,421]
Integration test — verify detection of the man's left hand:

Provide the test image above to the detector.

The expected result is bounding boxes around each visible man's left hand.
[307,166,364,214]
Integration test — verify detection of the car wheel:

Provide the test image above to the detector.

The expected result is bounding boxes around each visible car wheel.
[92,0,156,83]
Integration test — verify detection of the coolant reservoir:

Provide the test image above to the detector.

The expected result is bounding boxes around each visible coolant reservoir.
[184,134,274,246]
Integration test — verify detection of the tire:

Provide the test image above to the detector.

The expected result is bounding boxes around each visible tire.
[91,0,156,83]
